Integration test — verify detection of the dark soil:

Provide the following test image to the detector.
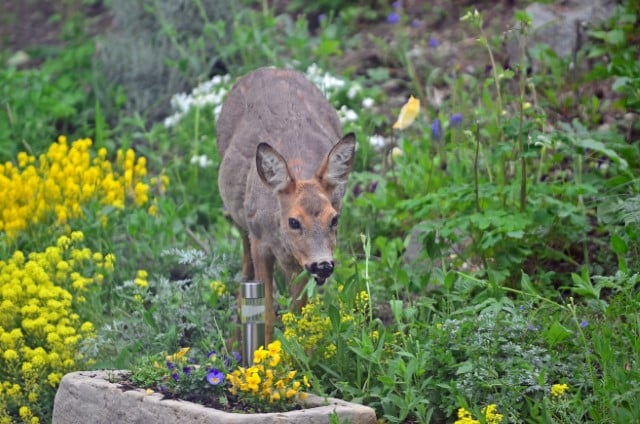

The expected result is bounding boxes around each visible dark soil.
[0,0,110,52]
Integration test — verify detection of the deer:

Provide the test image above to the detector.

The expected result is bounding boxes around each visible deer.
[216,67,356,343]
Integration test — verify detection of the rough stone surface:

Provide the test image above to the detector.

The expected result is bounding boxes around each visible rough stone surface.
[507,0,618,65]
[52,370,377,424]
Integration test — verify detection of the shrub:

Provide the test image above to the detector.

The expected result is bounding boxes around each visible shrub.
[0,232,114,423]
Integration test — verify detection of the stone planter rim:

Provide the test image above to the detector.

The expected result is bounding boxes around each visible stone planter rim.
[52,370,377,424]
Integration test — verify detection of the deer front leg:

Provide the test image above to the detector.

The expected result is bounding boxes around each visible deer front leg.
[251,239,275,345]
[241,233,254,281]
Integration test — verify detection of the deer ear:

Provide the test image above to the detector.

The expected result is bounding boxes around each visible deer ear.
[256,143,294,192]
[316,133,356,191]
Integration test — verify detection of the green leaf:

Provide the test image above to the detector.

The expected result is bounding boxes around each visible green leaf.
[520,272,538,296]
[604,29,625,46]
[456,360,474,375]
[544,321,573,347]
[610,234,628,255]
[570,137,628,169]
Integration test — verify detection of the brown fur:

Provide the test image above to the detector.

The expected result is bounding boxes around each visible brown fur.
[216,68,356,342]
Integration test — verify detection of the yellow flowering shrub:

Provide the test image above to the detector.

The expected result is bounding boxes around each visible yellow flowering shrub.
[0,232,113,423]
[0,135,167,240]
[282,289,371,360]
[226,340,310,412]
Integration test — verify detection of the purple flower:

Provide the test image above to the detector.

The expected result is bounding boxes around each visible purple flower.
[166,360,174,370]
[171,372,180,382]
[207,350,217,360]
[580,319,588,328]
[392,0,401,8]
[450,113,463,127]
[207,368,225,386]
[387,12,400,24]
[431,118,442,140]
[528,324,540,331]
[367,181,378,193]
[232,351,241,362]
[318,13,327,25]
[182,366,192,376]
[428,37,439,48]
[352,184,362,197]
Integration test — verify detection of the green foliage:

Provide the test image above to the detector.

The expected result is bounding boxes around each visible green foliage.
[130,346,235,407]
[1,0,640,422]
[0,41,96,162]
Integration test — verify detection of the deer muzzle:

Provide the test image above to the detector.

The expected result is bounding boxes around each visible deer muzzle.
[305,260,335,284]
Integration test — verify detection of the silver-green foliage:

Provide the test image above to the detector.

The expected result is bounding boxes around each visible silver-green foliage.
[97,0,232,121]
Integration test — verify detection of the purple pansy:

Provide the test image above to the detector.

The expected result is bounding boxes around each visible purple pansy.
[207,368,225,386]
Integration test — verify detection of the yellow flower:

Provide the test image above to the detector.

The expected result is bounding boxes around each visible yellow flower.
[268,353,281,367]
[253,347,268,364]
[211,280,226,297]
[482,404,504,424]
[267,340,282,355]
[3,349,18,361]
[551,383,569,398]
[392,95,421,129]
[166,347,190,363]
[454,405,503,424]
[19,406,32,419]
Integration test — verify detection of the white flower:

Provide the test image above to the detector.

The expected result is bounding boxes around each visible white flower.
[338,105,358,123]
[369,134,386,149]
[163,74,231,128]
[347,83,362,99]
[362,97,375,108]
[190,154,213,168]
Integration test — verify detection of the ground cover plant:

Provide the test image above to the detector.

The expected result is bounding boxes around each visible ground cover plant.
[1,0,639,422]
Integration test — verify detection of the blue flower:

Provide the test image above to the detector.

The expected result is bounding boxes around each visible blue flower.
[171,372,180,382]
[580,319,588,328]
[450,113,463,127]
[428,37,439,48]
[207,368,225,386]
[183,366,192,376]
[387,12,400,24]
[166,360,174,370]
[431,118,442,140]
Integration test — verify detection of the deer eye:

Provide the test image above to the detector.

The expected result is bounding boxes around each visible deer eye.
[288,218,301,230]
[330,214,340,228]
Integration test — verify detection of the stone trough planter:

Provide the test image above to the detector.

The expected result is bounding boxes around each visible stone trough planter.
[52,371,377,424]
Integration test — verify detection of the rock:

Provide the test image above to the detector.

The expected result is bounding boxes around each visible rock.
[507,0,618,66]
[52,370,377,424]
[7,50,30,67]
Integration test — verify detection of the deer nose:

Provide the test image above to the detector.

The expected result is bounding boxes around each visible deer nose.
[306,260,335,283]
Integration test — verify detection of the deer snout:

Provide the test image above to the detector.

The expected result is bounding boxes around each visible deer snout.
[305,260,335,284]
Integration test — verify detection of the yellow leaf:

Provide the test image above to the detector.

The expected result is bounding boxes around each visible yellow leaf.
[392,96,420,129]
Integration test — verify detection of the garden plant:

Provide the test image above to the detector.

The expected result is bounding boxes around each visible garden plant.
[1,0,639,423]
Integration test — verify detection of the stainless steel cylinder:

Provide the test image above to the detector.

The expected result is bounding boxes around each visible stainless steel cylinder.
[240,280,265,366]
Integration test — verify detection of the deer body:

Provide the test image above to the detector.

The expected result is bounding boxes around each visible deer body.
[216,68,355,342]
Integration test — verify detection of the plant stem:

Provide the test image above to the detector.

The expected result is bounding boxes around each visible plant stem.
[474,122,481,212]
